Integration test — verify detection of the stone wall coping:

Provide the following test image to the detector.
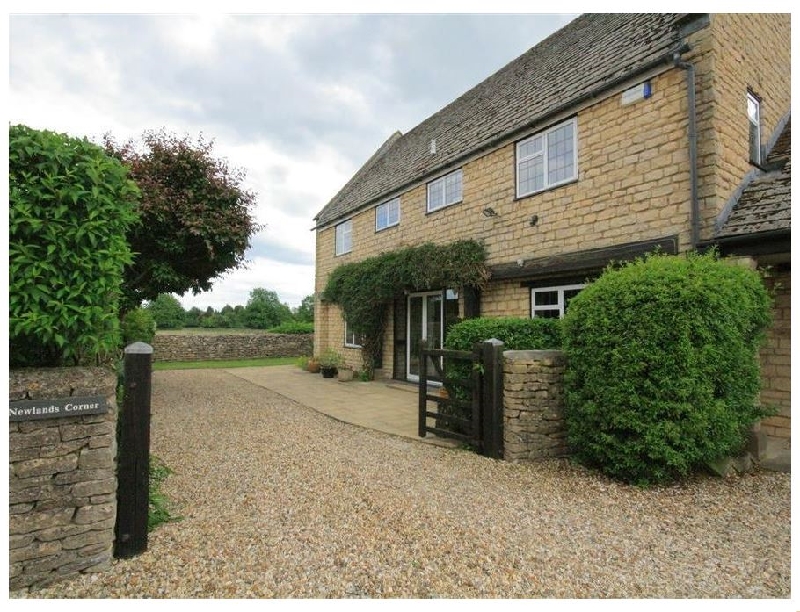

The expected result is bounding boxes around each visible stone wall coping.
[503,349,566,360]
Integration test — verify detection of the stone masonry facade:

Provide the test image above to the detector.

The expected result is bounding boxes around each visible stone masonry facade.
[9,367,118,591]
[314,15,790,437]
[151,332,313,362]
[317,15,790,358]
[760,270,791,442]
[503,350,569,462]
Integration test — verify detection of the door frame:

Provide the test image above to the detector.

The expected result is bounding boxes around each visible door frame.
[406,290,445,383]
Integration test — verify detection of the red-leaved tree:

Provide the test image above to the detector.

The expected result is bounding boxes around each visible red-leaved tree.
[104,130,261,311]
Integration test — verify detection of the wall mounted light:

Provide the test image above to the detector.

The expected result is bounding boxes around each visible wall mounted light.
[529,214,539,227]
[482,207,499,218]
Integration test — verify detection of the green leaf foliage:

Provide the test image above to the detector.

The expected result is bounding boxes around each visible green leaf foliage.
[9,125,141,367]
[103,130,261,310]
[443,317,563,433]
[121,308,157,345]
[562,251,773,485]
[269,321,314,334]
[322,240,489,377]
[245,287,293,329]
[445,317,563,352]
[146,293,186,329]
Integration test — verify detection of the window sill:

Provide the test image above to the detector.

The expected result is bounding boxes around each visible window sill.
[425,200,463,216]
[375,223,400,234]
[514,178,578,203]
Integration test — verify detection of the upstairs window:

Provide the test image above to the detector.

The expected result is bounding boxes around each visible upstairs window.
[747,92,761,165]
[427,168,463,212]
[517,118,577,198]
[335,219,352,256]
[531,284,585,319]
[375,197,400,231]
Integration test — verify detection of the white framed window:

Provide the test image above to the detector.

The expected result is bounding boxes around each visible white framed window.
[516,118,578,198]
[335,219,352,256]
[375,197,400,231]
[531,283,585,319]
[344,320,364,348]
[427,168,463,213]
[747,92,761,165]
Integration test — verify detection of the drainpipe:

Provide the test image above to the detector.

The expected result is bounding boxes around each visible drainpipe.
[673,52,700,249]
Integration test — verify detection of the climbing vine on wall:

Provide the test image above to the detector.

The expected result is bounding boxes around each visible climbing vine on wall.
[322,240,489,377]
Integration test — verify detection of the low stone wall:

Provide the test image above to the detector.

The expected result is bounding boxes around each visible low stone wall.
[9,367,118,591]
[503,350,569,461]
[151,332,313,362]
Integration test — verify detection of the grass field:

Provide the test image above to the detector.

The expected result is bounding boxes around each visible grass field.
[152,356,298,371]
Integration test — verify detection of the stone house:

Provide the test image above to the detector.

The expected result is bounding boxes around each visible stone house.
[312,14,791,455]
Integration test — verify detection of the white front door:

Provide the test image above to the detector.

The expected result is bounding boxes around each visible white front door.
[406,291,444,382]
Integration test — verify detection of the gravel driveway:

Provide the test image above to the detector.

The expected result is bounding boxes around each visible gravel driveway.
[17,369,790,598]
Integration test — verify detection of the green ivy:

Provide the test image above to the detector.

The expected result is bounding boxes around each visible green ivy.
[9,125,141,367]
[322,240,489,376]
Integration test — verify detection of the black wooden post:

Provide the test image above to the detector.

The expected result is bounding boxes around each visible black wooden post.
[418,340,428,438]
[114,341,153,558]
[481,338,505,459]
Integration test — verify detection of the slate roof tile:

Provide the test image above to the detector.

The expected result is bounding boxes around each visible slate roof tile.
[715,119,791,239]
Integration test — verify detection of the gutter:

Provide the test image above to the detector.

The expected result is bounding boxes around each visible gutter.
[316,44,691,231]
[673,52,700,249]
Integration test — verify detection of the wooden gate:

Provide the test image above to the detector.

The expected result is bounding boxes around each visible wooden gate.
[418,339,504,458]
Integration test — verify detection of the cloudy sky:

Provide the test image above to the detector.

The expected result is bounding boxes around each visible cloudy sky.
[8,7,578,311]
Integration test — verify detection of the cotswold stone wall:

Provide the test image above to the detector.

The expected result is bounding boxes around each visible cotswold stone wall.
[503,350,569,461]
[151,333,313,362]
[9,367,118,591]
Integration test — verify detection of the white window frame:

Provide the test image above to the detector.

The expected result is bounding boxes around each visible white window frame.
[516,118,578,198]
[426,168,463,213]
[531,283,585,319]
[335,219,352,256]
[375,197,400,232]
[747,92,761,165]
[344,320,363,348]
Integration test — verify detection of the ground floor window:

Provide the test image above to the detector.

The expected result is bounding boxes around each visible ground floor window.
[531,284,585,318]
[344,320,365,348]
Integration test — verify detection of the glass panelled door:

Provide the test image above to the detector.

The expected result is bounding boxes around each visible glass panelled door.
[407,291,444,382]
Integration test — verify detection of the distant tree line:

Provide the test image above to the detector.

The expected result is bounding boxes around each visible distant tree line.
[145,290,314,331]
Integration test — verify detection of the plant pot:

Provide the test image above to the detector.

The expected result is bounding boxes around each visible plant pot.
[307,361,320,373]
[321,366,337,378]
[337,367,354,382]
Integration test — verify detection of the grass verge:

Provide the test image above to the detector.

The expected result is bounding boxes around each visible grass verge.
[149,455,181,531]
[153,356,298,371]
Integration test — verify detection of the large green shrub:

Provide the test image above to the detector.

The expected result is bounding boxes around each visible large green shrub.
[9,125,140,367]
[562,251,773,485]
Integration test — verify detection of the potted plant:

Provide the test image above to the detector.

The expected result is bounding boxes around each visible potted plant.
[337,364,354,382]
[318,349,342,378]
[307,356,321,373]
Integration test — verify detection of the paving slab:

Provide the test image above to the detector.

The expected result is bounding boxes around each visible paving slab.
[225,365,458,448]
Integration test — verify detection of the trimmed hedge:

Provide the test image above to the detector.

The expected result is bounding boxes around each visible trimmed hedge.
[562,251,772,485]
[441,317,563,434]
[9,125,140,367]
[445,317,562,352]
